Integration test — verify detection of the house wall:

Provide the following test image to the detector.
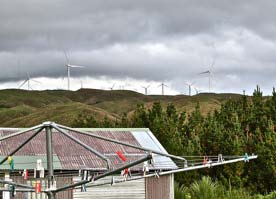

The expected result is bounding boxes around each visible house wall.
[55,176,73,199]
[145,174,174,199]
[7,174,174,199]
[73,176,145,199]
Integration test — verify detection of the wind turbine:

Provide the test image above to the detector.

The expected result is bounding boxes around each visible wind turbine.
[158,81,168,96]
[18,74,40,90]
[109,83,116,90]
[199,57,216,93]
[119,85,125,90]
[64,52,85,91]
[185,82,195,96]
[194,86,203,95]
[142,84,150,95]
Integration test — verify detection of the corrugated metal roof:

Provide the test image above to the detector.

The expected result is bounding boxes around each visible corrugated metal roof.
[0,128,177,171]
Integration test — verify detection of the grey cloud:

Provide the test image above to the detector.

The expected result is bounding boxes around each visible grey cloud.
[0,0,276,94]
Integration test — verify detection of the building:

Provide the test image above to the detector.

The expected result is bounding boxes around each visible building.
[0,126,177,199]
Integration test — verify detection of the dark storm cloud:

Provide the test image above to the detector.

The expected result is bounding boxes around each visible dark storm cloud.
[0,0,276,93]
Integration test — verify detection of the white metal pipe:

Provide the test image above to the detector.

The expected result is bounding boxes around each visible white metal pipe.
[158,155,258,176]
[0,124,44,141]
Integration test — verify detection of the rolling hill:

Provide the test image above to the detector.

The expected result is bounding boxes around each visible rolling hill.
[0,89,242,127]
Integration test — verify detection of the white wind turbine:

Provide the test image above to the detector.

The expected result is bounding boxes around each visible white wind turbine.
[158,81,168,96]
[185,82,195,96]
[199,57,216,93]
[142,84,150,95]
[64,52,85,91]
[109,83,116,90]
[194,86,203,95]
[19,74,40,90]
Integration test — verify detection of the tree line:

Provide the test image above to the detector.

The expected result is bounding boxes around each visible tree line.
[73,86,276,195]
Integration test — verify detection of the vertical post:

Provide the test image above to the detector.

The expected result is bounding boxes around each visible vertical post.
[209,73,211,93]
[3,172,10,199]
[46,125,55,199]
[67,67,70,91]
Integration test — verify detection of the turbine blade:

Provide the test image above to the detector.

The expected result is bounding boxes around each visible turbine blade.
[198,70,210,75]
[69,65,85,68]
[19,79,28,88]
[210,57,216,69]
[64,51,69,64]
[31,79,41,84]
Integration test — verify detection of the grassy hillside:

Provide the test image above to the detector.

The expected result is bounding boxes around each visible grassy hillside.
[0,89,242,127]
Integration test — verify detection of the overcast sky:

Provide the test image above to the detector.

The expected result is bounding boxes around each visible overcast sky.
[0,0,276,95]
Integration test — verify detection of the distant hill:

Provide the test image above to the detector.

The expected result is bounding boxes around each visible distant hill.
[0,89,242,127]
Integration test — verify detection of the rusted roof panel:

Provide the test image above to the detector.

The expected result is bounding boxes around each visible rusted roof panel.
[0,128,176,171]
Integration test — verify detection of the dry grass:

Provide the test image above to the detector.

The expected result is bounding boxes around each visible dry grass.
[0,89,242,127]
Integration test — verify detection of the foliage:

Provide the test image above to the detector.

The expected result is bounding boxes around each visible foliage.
[190,176,218,199]
[175,177,275,199]
[72,86,276,195]
[175,182,191,199]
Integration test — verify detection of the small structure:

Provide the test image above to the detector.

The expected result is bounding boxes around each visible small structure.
[0,124,177,199]
[0,122,257,199]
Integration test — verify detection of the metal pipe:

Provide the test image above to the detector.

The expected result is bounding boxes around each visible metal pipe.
[0,127,44,165]
[0,188,34,192]
[0,124,44,141]
[52,153,152,193]
[0,180,34,189]
[82,155,258,188]
[56,123,185,161]
[52,124,111,169]
[93,153,152,181]
[84,175,147,188]
[156,155,258,175]
[46,126,54,195]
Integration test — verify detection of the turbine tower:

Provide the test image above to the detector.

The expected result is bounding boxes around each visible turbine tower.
[142,85,150,95]
[185,82,195,96]
[199,57,216,93]
[64,52,85,91]
[158,81,168,96]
